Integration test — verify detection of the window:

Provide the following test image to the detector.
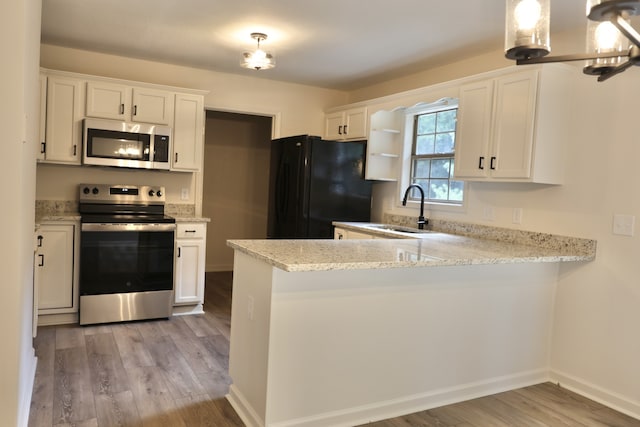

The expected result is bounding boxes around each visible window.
[407,108,463,204]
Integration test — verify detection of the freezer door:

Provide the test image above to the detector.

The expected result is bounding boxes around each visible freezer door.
[306,140,372,238]
[267,136,310,238]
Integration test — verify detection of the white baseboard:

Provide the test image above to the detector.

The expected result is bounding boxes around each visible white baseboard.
[550,369,640,421]
[172,304,204,316]
[37,312,77,326]
[227,385,265,427]
[19,351,37,427]
[227,370,548,427]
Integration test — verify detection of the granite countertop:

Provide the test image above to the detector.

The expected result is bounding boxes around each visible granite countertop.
[174,217,211,223]
[227,230,596,272]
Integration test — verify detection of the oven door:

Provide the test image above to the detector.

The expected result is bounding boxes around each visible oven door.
[80,223,175,296]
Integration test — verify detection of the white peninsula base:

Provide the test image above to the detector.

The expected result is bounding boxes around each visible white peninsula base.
[227,250,561,427]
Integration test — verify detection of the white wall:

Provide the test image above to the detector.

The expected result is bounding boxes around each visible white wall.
[355,37,640,417]
[1,0,41,425]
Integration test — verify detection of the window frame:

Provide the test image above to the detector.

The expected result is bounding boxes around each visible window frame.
[399,98,467,213]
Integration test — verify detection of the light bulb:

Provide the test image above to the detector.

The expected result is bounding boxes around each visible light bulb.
[514,0,542,31]
[595,21,621,50]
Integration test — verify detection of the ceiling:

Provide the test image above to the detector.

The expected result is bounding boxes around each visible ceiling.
[41,0,589,90]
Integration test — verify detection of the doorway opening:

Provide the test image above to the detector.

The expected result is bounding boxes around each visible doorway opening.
[202,110,273,272]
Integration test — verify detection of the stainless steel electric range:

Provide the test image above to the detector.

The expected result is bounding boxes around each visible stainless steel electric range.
[78,184,176,325]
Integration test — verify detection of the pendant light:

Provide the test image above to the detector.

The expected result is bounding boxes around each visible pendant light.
[505,0,640,81]
[241,33,276,71]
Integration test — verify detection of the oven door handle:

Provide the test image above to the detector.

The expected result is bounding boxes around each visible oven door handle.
[81,223,176,232]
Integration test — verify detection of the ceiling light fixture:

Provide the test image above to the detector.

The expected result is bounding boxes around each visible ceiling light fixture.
[241,32,275,71]
[505,0,640,81]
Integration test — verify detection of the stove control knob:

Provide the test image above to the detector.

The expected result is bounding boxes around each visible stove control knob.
[156,190,163,197]
[83,187,90,195]
[148,190,155,197]
[92,187,99,195]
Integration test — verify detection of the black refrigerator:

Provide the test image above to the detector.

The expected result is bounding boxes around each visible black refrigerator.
[267,135,372,239]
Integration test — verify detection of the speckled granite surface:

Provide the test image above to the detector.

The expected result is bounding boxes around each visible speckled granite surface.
[227,229,595,272]
[380,214,597,255]
[35,200,208,223]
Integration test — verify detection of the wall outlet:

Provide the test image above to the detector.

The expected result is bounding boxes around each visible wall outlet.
[613,214,635,237]
[512,208,523,224]
[180,188,189,200]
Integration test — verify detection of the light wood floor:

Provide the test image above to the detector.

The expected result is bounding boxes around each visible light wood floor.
[29,272,639,427]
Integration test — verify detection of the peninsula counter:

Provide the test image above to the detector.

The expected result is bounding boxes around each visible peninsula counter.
[226,235,595,427]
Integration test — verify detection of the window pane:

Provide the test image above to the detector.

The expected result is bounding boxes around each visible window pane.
[429,179,449,200]
[435,132,455,154]
[413,159,430,178]
[415,135,435,155]
[430,159,451,179]
[449,180,464,201]
[417,114,436,134]
[436,110,457,132]
[411,181,428,199]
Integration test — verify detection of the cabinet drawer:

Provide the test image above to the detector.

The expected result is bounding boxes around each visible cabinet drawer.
[176,223,206,239]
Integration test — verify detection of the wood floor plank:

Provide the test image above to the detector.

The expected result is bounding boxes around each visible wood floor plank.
[94,390,141,427]
[135,319,169,341]
[182,313,221,337]
[145,334,207,399]
[53,418,98,427]
[200,334,230,372]
[111,324,155,370]
[517,383,640,426]
[174,393,226,427]
[29,327,56,427]
[126,365,186,427]
[53,347,96,425]
[55,325,85,350]
[85,332,131,395]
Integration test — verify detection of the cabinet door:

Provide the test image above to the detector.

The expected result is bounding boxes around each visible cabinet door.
[490,70,538,180]
[172,93,204,171]
[38,75,47,161]
[344,107,367,139]
[36,224,75,311]
[132,88,174,125]
[86,81,130,120]
[44,76,83,164]
[454,80,494,179]
[174,239,205,304]
[325,111,345,140]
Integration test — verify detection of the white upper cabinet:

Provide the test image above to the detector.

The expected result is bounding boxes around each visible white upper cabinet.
[86,81,175,125]
[131,87,175,125]
[172,93,204,172]
[454,66,572,184]
[42,75,84,165]
[325,106,368,140]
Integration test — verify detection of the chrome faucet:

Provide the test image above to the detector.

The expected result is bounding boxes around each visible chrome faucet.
[402,184,427,229]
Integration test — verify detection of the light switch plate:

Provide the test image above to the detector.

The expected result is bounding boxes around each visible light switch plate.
[512,208,523,224]
[180,188,189,200]
[613,214,635,236]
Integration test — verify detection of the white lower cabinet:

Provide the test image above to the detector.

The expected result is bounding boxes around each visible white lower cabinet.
[334,227,378,240]
[174,222,206,305]
[35,222,78,315]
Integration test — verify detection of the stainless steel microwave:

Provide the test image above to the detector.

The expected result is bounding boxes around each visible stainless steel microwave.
[83,118,171,170]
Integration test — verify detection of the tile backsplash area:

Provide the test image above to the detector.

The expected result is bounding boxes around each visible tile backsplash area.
[36,200,195,218]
